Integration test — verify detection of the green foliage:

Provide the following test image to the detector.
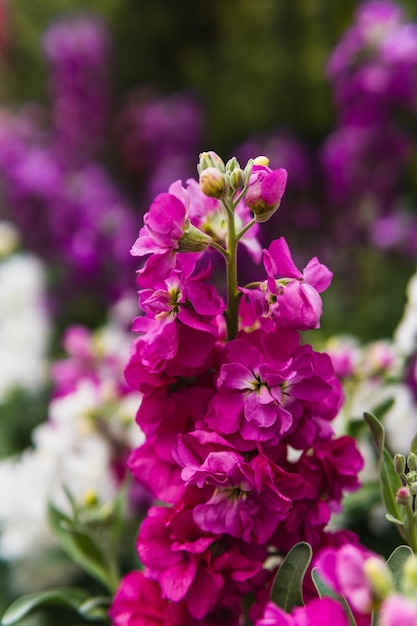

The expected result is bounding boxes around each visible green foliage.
[270,542,312,611]
[0,588,110,626]
[47,504,119,594]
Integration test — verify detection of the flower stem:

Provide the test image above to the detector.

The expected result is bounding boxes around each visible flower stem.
[404,503,417,553]
[222,198,239,340]
[236,217,256,241]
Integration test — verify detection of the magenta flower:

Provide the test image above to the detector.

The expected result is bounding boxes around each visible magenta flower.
[315,543,379,616]
[255,597,350,626]
[109,570,174,626]
[380,595,417,626]
[250,236,332,331]
[137,497,224,619]
[131,180,211,257]
[176,431,299,543]
[245,164,288,223]
[206,328,333,444]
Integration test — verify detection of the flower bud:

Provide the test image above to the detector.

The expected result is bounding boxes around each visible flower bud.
[396,486,411,506]
[199,167,227,198]
[225,156,240,172]
[364,557,394,605]
[178,220,212,252]
[253,155,270,167]
[403,554,417,593]
[245,165,288,223]
[198,151,225,174]
[408,452,417,470]
[410,481,417,496]
[228,167,245,191]
[394,454,406,475]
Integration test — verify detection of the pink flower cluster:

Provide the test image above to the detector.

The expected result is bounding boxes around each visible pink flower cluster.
[109,154,364,625]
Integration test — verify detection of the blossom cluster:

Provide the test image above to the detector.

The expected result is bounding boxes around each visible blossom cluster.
[109,151,364,625]
[323,0,417,254]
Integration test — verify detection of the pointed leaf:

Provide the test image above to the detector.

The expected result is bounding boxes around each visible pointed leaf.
[385,513,404,526]
[364,411,385,458]
[1,588,89,626]
[364,412,403,523]
[386,545,413,589]
[48,503,118,592]
[270,542,312,611]
[78,596,111,620]
[410,432,417,455]
[311,569,357,626]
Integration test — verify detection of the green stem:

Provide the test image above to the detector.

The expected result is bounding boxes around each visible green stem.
[236,217,256,241]
[404,503,417,552]
[209,239,228,259]
[222,198,239,340]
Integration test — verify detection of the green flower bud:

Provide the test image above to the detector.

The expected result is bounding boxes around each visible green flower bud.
[178,220,212,252]
[410,481,417,496]
[199,167,227,199]
[228,167,245,191]
[364,557,394,605]
[198,151,225,174]
[403,554,417,594]
[394,454,406,475]
[225,156,240,172]
[408,452,417,470]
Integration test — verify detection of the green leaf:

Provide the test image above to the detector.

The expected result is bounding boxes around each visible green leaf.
[386,544,413,589]
[78,596,112,620]
[1,588,90,626]
[270,542,312,611]
[48,503,118,592]
[311,569,357,626]
[371,397,395,421]
[364,412,403,523]
[385,513,404,526]
[410,432,417,455]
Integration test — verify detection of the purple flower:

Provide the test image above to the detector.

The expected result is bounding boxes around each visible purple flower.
[255,597,350,626]
[245,164,288,223]
[131,180,211,257]
[206,328,333,444]
[380,595,417,626]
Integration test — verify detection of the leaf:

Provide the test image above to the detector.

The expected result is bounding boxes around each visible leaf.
[78,596,112,620]
[311,569,357,626]
[385,513,404,526]
[1,588,90,626]
[270,542,312,611]
[386,544,413,589]
[410,432,417,455]
[48,503,118,592]
[364,412,403,523]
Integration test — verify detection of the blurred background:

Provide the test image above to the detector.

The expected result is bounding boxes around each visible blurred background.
[1,0,417,623]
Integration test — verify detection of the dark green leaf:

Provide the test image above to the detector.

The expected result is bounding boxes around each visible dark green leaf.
[48,503,118,592]
[386,545,413,589]
[364,412,403,523]
[1,588,89,626]
[371,397,395,421]
[311,569,357,626]
[270,542,312,611]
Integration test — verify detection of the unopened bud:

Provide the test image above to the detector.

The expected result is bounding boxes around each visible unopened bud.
[178,221,212,252]
[228,167,245,190]
[253,155,270,167]
[403,554,417,593]
[410,481,417,496]
[408,452,417,470]
[396,486,411,506]
[225,156,240,172]
[364,557,394,605]
[199,167,227,198]
[198,151,225,174]
[245,166,288,223]
[394,454,406,475]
